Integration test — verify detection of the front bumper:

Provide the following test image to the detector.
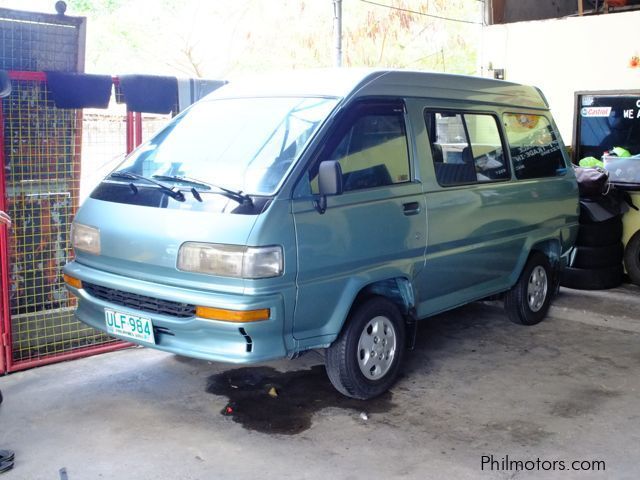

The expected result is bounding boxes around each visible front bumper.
[63,261,287,363]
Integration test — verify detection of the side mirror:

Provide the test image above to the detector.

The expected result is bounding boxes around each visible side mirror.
[318,160,343,196]
[315,160,343,214]
[0,70,11,99]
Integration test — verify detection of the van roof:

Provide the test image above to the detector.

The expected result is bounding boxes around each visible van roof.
[204,69,549,110]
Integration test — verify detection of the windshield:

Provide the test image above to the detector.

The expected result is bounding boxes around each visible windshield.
[112,97,338,196]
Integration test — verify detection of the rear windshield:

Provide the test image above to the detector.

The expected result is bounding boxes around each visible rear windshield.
[112,97,338,195]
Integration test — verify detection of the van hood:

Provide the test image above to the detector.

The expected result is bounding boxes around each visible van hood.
[72,196,260,293]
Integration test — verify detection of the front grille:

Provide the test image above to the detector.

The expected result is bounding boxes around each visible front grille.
[83,282,196,318]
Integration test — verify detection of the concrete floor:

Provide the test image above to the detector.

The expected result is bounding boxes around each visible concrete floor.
[1,285,639,480]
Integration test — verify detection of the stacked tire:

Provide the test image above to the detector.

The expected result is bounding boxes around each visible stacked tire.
[561,214,624,290]
[625,231,640,287]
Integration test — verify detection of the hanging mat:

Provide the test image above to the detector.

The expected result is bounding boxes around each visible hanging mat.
[117,74,178,114]
[46,72,113,109]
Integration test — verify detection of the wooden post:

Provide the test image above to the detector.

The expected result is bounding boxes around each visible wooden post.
[578,0,584,15]
[491,0,505,24]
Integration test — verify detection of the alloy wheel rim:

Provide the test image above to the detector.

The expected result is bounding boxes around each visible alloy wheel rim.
[357,315,397,380]
[527,265,548,312]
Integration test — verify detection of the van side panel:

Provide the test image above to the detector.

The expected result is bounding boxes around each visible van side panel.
[417,176,578,317]
[406,99,579,318]
[417,182,528,315]
[290,183,427,343]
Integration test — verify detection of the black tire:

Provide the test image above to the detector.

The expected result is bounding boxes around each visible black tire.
[572,242,623,269]
[560,264,623,290]
[579,206,597,225]
[579,203,602,225]
[504,252,553,326]
[576,216,623,247]
[325,296,405,400]
[624,231,640,287]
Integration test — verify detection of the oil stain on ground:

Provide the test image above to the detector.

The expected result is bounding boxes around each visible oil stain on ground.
[206,364,393,435]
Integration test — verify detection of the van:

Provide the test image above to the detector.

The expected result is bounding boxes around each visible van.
[64,70,579,399]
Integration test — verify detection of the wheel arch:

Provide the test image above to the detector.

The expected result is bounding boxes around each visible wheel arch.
[508,238,561,290]
[530,238,562,265]
[331,275,417,341]
[351,277,416,318]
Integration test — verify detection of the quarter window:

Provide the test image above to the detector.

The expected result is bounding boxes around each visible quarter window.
[503,114,566,179]
[311,102,411,193]
[425,111,509,186]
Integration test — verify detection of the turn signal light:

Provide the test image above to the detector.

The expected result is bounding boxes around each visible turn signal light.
[63,274,83,289]
[196,306,270,323]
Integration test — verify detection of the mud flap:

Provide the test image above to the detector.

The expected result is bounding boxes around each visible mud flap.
[405,308,418,350]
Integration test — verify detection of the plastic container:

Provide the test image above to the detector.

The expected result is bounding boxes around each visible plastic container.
[603,155,640,189]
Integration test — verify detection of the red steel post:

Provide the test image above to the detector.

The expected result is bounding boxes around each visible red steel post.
[135,112,143,147]
[0,101,9,373]
[126,111,134,154]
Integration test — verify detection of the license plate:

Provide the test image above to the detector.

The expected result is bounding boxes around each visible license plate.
[105,309,156,344]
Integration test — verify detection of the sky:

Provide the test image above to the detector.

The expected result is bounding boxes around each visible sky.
[0,0,483,79]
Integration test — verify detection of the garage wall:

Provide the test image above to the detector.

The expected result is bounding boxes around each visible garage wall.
[480,10,640,145]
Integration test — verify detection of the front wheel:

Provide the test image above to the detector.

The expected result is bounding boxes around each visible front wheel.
[504,252,553,325]
[325,296,406,400]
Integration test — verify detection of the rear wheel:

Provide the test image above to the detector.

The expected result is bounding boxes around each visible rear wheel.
[325,296,405,400]
[504,252,553,325]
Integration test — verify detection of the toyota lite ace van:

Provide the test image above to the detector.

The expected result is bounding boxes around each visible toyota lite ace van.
[64,70,579,399]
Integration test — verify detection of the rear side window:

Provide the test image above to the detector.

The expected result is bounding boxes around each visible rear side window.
[503,114,566,179]
[425,111,509,186]
[311,102,411,193]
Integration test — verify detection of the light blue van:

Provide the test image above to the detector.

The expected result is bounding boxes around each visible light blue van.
[64,70,579,399]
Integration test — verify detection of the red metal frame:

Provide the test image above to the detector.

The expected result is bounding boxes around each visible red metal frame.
[8,71,47,82]
[125,111,144,154]
[115,76,145,153]
[6,342,131,373]
[1,71,163,373]
[2,72,52,373]
[2,72,49,373]
[0,101,10,374]
[135,112,143,148]
[1,71,133,374]
[126,111,134,153]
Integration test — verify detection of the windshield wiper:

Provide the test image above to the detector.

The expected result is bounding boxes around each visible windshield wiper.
[109,171,185,202]
[152,175,253,206]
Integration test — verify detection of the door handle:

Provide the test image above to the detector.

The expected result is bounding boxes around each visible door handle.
[402,201,421,216]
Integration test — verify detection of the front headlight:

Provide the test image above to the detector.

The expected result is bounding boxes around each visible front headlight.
[177,243,283,279]
[71,223,101,255]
